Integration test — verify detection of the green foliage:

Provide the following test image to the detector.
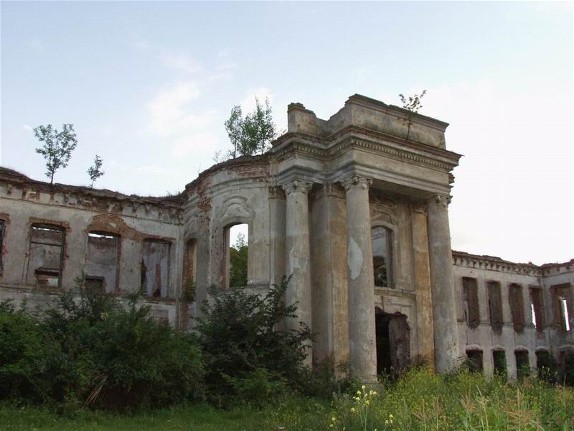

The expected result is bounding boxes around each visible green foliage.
[224,98,276,158]
[229,232,248,288]
[195,276,311,405]
[0,306,70,404]
[1,284,204,411]
[87,154,104,187]
[34,124,78,184]
[43,286,204,411]
[398,90,426,142]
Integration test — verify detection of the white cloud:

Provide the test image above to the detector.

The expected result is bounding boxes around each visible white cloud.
[146,81,203,135]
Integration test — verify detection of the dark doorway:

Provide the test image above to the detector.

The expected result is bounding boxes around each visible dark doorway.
[375,308,410,375]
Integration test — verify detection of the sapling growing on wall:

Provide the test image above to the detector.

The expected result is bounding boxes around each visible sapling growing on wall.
[34,123,78,184]
[224,97,277,159]
[399,90,426,142]
[87,154,104,187]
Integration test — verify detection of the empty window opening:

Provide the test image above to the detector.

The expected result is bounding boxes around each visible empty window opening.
[86,232,119,293]
[142,240,171,298]
[493,350,507,377]
[183,239,197,301]
[536,350,555,380]
[487,281,503,333]
[463,277,480,329]
[372,226,393,288]
[0,219,4,275]
[27,224,65,288]
[466,349,483,373]
[551,284,572,332]
[530,287,545,331]
[509,284,525,333]
[515,350,530,379]
[375,308,410,376]
[227,224,248,288]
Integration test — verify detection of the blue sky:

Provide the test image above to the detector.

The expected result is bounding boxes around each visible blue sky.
[1,1,572,264]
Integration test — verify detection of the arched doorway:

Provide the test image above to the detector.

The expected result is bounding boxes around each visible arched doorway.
[375,308,410,375]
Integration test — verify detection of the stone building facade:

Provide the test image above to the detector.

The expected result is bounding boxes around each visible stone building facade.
[1,94,572,381]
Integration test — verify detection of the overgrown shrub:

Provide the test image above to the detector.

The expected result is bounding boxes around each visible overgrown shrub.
[45,286,205,410]
[1,286,204,411]
[196,276,311,405]
[0,302,71,404]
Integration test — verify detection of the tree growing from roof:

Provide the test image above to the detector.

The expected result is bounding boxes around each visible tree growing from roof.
[87,154,104,187]
[224,98,277,159]
[34,124,78,185]
[399,90,426,142]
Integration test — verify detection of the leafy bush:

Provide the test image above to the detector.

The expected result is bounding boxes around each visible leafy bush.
[1,285,204,411]
[195,276,311,404]
[44,286,205,411]
[0,304,70,404]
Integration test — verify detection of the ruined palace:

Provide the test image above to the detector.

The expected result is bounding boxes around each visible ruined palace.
[1,94,572,381]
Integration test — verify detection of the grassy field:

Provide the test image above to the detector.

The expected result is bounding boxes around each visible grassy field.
[1,368,573,431]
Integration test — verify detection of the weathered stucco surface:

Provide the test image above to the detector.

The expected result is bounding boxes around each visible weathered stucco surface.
[1,94,572,380]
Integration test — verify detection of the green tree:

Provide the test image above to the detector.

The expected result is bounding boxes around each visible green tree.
[399,90,426,142]
[195,276,311,404]
[229,232,248,288]
[34,124,78,184]
[87,154,104,187]
[224,98,277,158]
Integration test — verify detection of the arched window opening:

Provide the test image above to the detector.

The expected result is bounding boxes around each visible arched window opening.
[28,223,65,288]
[86,231,119,293]
[227,224,248,288]
[515,350,530,379]
[492,349,507,377]
[141,239,171,298]
[465,349,483,373]
[372,226,393,288]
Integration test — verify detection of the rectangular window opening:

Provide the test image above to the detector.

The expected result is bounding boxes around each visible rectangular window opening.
[487,281,503,333]
[142,239,171,298]
[509,283,525,333]
[463,277,480,328]
[551,284,572,332]
[86,231,119,293]
[530,287,545,331]
[28,223,65,288]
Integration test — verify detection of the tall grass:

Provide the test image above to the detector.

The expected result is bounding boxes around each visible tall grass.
[2,367,573,430]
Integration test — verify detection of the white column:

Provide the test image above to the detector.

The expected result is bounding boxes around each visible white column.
[342,174,377,382]
[283,179,313,367]
[427,194,459,372]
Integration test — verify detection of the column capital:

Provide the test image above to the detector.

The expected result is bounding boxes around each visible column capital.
[429,194,451,208]
[282,179,312,195]
[268,185,286,200]
[341,175,372,191]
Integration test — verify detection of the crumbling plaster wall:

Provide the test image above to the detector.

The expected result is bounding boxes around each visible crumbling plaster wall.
[453,252,574,378]
[0,172,184,325]
[1,94,466,379]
